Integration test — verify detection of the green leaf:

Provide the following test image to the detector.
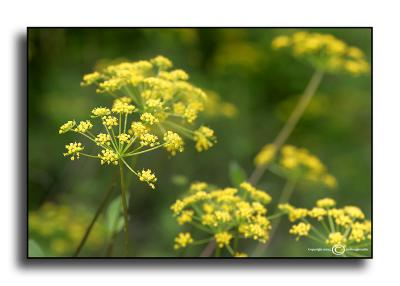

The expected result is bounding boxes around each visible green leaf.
[28,239,45,257]
[106,196,123,236]
[115,217,125,233]
[229,161,247,187]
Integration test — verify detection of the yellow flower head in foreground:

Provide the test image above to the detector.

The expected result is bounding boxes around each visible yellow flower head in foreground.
[272,31,370,75]
[326,232,346,246]
[194,126,217,152]
[163,131,184,155]
[174,232,193,250]
[81,55,217,153]
[283,198,371,250]
[171,181,272,256]
[215,232,233,248]
[59,96,194,190]
[289,222,311,239]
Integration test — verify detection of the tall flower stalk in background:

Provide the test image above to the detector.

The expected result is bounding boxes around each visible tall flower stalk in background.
[60,56,217,256]
[250,31,370,256]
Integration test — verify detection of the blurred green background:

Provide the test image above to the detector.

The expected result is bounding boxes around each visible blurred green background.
[28,28,371,257]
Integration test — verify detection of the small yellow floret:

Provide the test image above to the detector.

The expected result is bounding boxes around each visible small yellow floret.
[138,169,157,189]
[214,232,232,248]
[174,232,193,250]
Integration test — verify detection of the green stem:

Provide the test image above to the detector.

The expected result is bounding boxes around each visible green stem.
[80,153,99,159]
[266,212,286,220]
[320,218,331,235]
[251,179,297,256]
[74,181,115,257]
[123,143,165,157]
[226,244,235,256]
[119,162,130,256]
[215,246,221,257]
[308,234,325,245]
[328,214,336,232]
[248,69,324,185]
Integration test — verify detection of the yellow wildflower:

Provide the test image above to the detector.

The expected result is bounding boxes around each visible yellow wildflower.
[95,133,111,146]
[99,149,118,165]
[138,169,157,189]
[174,232,193,250]
[91,107,111,117]
[289,222,311,239]
[117,133,131,144]
[59,120,76,134]
[194,126,216,152]
[63,142,84,160]
[140,112,159,125]
[214,232,232,248]
[177,210,194,225]
[163,131,184,155]
[102,116,118,129]
[254,144,277,167]
[326,232,346,246]
[75,120,93,133]
[316,198,336,208]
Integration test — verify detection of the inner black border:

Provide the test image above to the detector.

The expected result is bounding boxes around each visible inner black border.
[24,27,373,261]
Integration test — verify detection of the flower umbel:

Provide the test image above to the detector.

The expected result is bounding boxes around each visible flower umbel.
[272,31,370,75]
[281,198,371,255]
[171,181,272,257]
[81,55,217,153]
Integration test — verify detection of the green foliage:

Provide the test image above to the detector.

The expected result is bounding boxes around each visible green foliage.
[229,161,247,187]
[28,239,45,257]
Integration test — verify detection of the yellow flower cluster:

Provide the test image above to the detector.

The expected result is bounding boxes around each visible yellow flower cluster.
[163,131,184,155]
[29,202,106,256]
[81,55,217,153]
[272,31,370,75]
[280,197,371,249]
[99,149,118,165]
[256,144,337,189]
[75,120,93,133]
[215,232,233,248]
[59,120,76,134]
[95,133,111,146]
[63,142,84,161]
[174,232,193,250]
[254,144,277,167]
[171,181,272,256]
[289,222,311,239]
[194,126,216,152]
[138,169,157,190]
[59,96,191,190]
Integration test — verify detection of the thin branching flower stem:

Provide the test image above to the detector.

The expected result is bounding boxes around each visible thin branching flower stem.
[74,181,115,257]
[119,162,130,256]
[248,69,324,185]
